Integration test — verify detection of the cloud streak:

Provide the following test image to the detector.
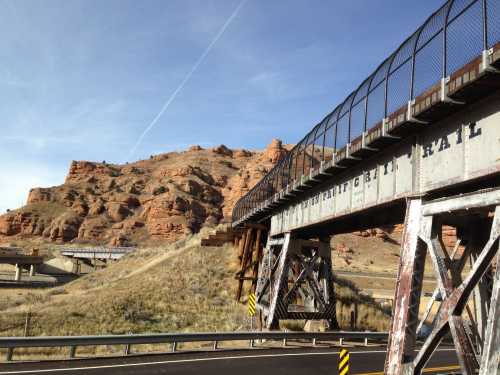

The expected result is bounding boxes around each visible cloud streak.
[128,0,249,160]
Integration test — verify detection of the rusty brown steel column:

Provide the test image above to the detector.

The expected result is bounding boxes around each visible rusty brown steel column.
[237,230,247,261]
[385,197,426,375]
[236,227,253,302]
[250,229,263,293]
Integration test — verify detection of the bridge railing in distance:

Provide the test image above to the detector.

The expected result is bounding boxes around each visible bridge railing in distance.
[231,0,500,225]
[0,331,388,362]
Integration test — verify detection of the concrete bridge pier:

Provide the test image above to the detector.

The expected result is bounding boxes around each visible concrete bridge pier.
[14,264,22,281]
[29,264,36,277]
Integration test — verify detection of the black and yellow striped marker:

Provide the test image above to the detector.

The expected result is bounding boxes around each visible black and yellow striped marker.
[339,348,349,375]
[248,292,256,317]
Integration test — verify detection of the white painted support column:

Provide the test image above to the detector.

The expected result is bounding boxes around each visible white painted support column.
[14,264,22,281]
[479,206,500,375]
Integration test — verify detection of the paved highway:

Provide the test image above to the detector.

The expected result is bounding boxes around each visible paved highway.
[0,347,459,374]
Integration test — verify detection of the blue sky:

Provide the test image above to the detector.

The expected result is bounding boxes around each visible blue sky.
[0,0,441,212]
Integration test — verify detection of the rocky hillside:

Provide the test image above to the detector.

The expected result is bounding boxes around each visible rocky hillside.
[0,140,287,246]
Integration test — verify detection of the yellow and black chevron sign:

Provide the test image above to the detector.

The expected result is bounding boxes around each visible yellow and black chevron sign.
[339,348,349,375]
[247,293,256,317]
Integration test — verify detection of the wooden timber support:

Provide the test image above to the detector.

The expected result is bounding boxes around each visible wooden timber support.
[385,188,500,375]
[235,223,267,302]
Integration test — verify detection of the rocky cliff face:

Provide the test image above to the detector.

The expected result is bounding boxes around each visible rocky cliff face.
[0,140,288,246]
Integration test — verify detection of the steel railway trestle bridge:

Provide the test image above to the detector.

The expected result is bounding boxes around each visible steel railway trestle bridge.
[232,1,500,374]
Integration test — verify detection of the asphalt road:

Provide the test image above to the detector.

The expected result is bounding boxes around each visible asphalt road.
[0,347,459,375]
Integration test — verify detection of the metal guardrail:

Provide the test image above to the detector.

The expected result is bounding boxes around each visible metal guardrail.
[0,331,388,361]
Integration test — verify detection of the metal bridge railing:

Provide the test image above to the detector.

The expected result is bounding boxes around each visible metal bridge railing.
[0,331,388,362]
[232,0,500,225]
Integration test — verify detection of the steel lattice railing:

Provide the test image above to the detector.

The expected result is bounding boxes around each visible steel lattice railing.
[231,0,500,225]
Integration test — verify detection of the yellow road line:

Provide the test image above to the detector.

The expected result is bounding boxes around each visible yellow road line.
[354,364,461,375]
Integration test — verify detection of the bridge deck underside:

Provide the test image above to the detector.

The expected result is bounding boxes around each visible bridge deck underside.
[0,255,44,266]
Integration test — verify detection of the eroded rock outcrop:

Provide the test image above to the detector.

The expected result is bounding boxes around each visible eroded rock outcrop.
[0,140,288,246]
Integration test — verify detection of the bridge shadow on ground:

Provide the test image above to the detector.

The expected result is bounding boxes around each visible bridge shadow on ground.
[333,274,392,332]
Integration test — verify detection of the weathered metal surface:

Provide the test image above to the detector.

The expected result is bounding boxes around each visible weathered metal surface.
[266,233,291,328]
[385,198,426,375]
[387,189,500,375]
[270,93,500,236]
[235,226,267,302]
[479,245,500,375]
[419,221,478,375]
[256,235,338,329]
[233,0,500,228]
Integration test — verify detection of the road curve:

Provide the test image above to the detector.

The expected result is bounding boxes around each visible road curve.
[0,347,459,375]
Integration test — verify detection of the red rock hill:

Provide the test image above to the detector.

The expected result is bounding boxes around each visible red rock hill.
[0,140,287,246]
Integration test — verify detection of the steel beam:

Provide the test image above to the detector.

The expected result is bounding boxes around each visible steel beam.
[385,198,426,375]
[266,233,291,329]
[479,240,500,375]
[256,234,338,329]
[421,188,500,216]
[387,190,500,375]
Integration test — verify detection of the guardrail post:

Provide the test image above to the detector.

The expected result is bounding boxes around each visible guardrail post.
[312,338,317,347]
[6,348,13,361]
[364,337,368,346]
[282,337,287,347]
[339,338,344,346]
[124,344,131,355]
[171,341,177,352]
[69,346,76,359]
[213,341,218,350]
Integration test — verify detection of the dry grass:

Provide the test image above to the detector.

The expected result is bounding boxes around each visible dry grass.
[1,233,247,339]
[1,234,393,337]
[0,229,397,361]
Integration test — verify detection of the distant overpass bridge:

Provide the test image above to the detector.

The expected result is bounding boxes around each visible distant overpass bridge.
[232,1,500,374]
[0,247,44,281]
[60,247,135,270]
[60,247,135,261]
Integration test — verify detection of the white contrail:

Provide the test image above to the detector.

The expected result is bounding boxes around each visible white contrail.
[128,0,249,160]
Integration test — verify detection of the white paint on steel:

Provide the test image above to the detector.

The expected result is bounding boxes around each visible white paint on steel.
[271,92,500,235]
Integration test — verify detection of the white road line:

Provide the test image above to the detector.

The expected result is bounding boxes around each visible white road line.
[0,349,456,374]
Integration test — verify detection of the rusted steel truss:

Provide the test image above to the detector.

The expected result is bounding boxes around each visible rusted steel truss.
[255,234,339,329]
[385,188,500,375]
[234,223,267,302]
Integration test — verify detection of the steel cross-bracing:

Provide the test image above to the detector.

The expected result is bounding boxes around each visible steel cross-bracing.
[255,234,338,329]
[386,188,500,375]
[231,1,500,374]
